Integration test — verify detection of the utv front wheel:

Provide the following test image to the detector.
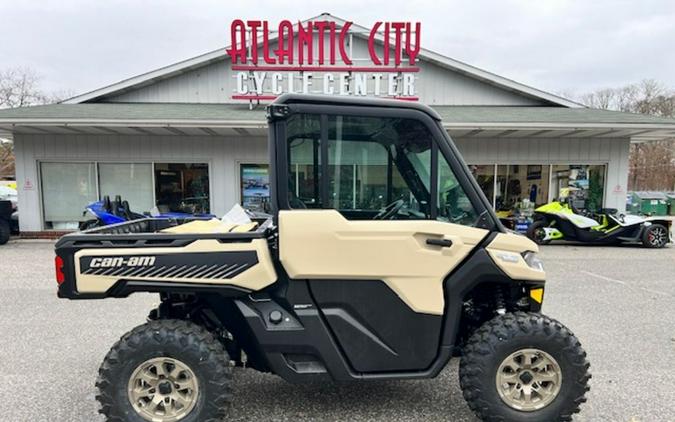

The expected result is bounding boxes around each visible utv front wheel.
[459,312,590,422]
[96,319,233,422]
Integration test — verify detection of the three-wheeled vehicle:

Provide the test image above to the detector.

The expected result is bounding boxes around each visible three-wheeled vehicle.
[527,198,671,248]
[55,95,590,422]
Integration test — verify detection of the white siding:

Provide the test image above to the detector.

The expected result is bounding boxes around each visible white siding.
[15,133,630,232]
[108,36,543,106]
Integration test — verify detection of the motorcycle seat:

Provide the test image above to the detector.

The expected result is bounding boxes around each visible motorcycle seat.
[102,195,112,213]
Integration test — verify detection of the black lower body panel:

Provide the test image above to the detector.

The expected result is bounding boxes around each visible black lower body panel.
[308,280,442,372]
[234,280,451,383]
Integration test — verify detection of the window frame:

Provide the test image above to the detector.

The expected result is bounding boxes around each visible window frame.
[273,104,497,230]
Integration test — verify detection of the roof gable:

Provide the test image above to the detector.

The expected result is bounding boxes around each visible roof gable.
[64,14,581,108]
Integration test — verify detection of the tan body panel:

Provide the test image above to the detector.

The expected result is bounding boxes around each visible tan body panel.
[74,238,277,293]
[278,210,489,315]
[486,232,545,281]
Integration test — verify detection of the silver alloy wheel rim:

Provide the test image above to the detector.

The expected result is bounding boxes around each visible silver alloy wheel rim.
[495,348,562,412]
[128,357,199,422]
[648,226,667,247]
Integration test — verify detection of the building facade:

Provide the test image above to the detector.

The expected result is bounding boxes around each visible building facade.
[2,14,675,234]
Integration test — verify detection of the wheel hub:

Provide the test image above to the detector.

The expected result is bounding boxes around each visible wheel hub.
[518,371,534,384]
[649,226,666,246]
[495,348,562,412]
[127,357,199,422]
[158,381,173,395]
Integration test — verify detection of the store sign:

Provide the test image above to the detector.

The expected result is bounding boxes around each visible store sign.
[227,19,422,101]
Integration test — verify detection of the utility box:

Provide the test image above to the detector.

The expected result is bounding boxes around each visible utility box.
[666,192,675,216]
[630,191,668,216]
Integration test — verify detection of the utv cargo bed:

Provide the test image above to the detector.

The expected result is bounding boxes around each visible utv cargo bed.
[55,217,277,300]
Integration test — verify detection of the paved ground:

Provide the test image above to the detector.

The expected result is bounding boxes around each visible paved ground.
[0,240,673,422]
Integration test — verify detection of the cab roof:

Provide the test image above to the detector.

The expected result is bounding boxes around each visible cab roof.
[273,94,443,121]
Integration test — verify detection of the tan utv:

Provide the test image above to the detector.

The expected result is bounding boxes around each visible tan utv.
[54,94,590,422]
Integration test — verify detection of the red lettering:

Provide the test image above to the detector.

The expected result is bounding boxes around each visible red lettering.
[405,22,421,65]
[227,19,247,64]
[329,22,336,65]
[262,21,276,64]
[275,20,294,64]
[368,22,382,65]
[297,21,313,65]
[384,22,390,65]
[392,22,405,66]
[338,22,353,65]
[247,20,261,65]
[315,21,327,65]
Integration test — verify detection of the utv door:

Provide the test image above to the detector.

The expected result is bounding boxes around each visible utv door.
[276,108,493,373]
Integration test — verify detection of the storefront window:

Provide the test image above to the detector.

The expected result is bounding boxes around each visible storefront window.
[495,164,550,213]
[98,163,153,213]
[240,164,270,213]
[41,162,97,229]
[551,165,605,212]
[154,163,210,214]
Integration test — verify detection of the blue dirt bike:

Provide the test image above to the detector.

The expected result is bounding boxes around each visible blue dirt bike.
[79,195,215,230]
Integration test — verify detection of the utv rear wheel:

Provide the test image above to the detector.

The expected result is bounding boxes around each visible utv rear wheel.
[527,220,551,245]
[642,224,668,248]
[96,319,233,422]
[459,312,590,422]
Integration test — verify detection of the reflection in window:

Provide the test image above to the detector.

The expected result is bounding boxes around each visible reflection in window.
[41,162,97,229]
[98,163,153,213]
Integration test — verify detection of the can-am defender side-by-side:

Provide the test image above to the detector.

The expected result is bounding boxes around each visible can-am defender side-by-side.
[527,195,672,248]
[55,95,590,422]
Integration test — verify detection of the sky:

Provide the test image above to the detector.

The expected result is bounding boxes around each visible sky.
[1,0,674,100]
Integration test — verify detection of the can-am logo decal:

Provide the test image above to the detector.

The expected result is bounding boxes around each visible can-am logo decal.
[89,256,156,268]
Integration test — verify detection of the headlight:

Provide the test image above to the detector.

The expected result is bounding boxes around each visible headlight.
[522,251,544,271]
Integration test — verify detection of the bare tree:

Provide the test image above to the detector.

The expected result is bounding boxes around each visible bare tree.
[580,80,675,191]
[0,67,67,179]
[0,67,51,109]
[0,140,14,179]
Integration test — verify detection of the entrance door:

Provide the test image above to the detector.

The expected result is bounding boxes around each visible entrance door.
[278,111,491,372]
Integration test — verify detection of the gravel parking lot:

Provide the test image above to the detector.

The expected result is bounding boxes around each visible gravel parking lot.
[0,240,673,421]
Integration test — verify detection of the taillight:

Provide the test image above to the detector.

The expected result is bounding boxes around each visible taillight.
[55,256,65,285]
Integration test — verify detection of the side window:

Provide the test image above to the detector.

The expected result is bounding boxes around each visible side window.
[437,155,480,225]
[327,115,432,219]
[285,112,482,226]
[287,114,321,209]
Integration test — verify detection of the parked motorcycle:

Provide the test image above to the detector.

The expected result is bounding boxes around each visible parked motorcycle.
[527,198,671,248]
[79,195,215,230]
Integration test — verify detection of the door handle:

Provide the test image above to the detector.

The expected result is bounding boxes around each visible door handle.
[426,238,453,247]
